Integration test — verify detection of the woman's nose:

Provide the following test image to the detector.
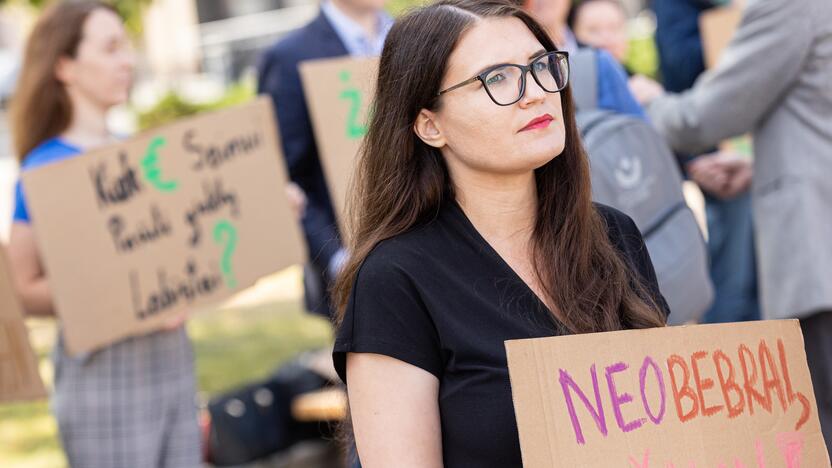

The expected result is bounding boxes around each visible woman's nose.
[520,71,547,106]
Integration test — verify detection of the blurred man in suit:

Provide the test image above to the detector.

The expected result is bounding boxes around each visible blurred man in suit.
[258,0,392,319]
[653,0,761,326]
[631,0,832,454]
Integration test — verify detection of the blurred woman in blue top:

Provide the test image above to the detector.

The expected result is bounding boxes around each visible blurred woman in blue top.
[520,0,646,119]
[7,3,201,467]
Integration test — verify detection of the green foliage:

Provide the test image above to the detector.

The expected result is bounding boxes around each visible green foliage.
[0,0,152,36]
[625,34,660,79]
[385,0,429,17]
[136,92,203,131]
[108,0,154,36]
[136,80,256,131]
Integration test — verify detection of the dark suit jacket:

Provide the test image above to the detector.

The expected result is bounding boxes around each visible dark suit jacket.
[652,0,715,93]
[258,13,348,317]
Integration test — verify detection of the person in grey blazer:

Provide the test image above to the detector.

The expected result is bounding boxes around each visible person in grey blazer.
[630,0,832,454]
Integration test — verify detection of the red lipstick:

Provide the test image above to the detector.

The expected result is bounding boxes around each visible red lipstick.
[520,114,554,132]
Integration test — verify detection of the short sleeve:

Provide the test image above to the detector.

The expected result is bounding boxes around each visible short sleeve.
[333,242,444,384]
[12,179,30,224]
[12,139,81,225]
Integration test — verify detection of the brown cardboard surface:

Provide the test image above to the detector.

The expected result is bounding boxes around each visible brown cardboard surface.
[506,321,829,467]
[299,56,378,228]
[700,4,744,69]
[0,245,46,403]
[22,97,305,354]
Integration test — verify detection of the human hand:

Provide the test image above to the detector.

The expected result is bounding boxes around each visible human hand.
[286,183,308,220]
[161,309,191,331]
[628,74,665,105]
[687,152,753,199]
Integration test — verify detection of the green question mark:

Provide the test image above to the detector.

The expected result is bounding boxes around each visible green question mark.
[338,70,368,140]
[141,136,179,192]
[213,219,238,289]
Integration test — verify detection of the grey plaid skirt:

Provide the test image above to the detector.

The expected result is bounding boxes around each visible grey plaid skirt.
[51,327,201,468]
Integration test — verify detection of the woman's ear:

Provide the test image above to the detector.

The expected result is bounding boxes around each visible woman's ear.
[54,56,74,85]
[413,109,447,149]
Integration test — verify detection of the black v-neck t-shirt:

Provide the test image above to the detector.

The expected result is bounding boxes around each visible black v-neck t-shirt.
[333,201,670,468]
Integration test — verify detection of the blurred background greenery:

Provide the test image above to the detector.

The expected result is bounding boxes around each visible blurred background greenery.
[0,274,333,468]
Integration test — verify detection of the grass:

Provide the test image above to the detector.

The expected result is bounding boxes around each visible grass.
[0,297,333,468]
[191,301,333,395]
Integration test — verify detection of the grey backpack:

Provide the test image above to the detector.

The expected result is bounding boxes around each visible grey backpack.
[570,49,713,325]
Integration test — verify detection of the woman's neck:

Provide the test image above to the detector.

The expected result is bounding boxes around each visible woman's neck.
[454,170,538,244]
[60,91,112,149]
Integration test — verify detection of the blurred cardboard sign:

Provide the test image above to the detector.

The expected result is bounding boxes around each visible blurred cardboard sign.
[300,56,378,227]
[0,246,46,403]
[506,321,829,467]
[23,97,304,355]
[700,3,744,69]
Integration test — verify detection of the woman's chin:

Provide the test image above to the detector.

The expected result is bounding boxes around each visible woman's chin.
[524,144,565,169]
[103,91,130,108]
[500,153,560,174]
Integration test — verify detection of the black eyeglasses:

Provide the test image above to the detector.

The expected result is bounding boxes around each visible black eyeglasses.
[437,51,569,106]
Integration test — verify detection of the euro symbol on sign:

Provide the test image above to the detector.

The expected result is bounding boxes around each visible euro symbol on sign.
[141,136,179,193]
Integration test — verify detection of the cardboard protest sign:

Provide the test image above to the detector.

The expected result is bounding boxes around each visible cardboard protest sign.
[299,56,378,226]
[700,3,744,70]
[23,97,305,355]
[0,246,46,403]
[506,321,829,467]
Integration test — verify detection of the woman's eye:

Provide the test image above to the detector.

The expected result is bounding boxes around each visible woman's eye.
[533,61,548,72]
[486,73,506,86]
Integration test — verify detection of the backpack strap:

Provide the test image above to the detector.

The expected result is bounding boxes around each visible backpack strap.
[575,108,614,136]
[641,200,690,239]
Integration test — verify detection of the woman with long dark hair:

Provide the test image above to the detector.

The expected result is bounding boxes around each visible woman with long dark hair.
[8,3,200,466]
[331,0,669,466]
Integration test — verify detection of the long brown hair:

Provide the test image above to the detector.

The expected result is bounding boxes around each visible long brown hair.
[334,0,666,333]
[9,1,117,161]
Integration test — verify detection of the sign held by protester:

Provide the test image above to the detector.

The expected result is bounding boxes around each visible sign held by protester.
[23,98,305,355]
[299,56,378,226]
[700,3,744,69]
[0,246,46,403]
[506,321,829,467]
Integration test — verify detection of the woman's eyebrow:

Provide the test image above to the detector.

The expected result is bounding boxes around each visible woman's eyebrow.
[471,49,550,76]
[529,48,547,59]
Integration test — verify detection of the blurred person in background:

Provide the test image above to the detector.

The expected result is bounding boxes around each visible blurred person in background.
[567,0,630,68]
[631,0,832,454]
[518,0,645,118]
[258,0,392,321]
[653,0,715,94]
[652,0,760,325]
[7,2,200,467]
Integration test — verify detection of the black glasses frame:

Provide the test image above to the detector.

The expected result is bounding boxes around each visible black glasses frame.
[437,51,570,106]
